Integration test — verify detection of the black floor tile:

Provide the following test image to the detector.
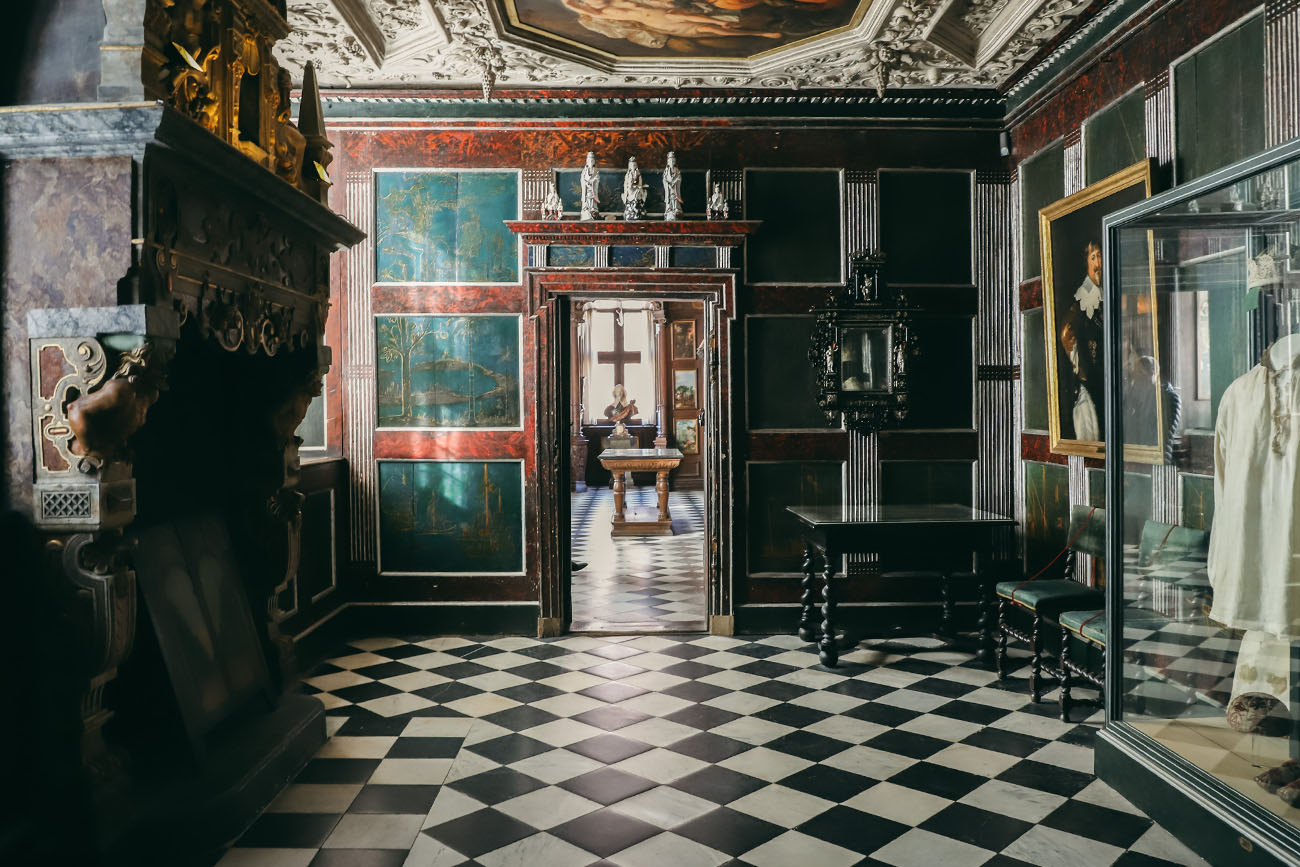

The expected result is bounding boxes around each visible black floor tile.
[508,661,571,681]
[920,803,1034,851]
[734,660,800,679]
[550,807,660,857]
[779,764,873,803]
[308,850,409,867]
[333,715,414,737]
[743,680,814,702]
[961,727,1050,758]
[661,660,726,680]
[348,784,442,814]
[996,759,1095,798]
[447,767,548,805]
[423,808,538,858]
[567,733,654,764]
[845,702,923,728]
[559,767,659,805]
[496,682,567,704]
[888,761,987,801]
[908,677,980,698]
[664,704,742,731]
[667,732,753,763]
[862,729,949,761]
[674,807,785,855]
[668,765,769,805]
[353,661,422,680]
[571,705,653,732]
[295,758,382,785]
[435,661,496,680]
[467,734,556,764]
[764,730,849,762]
[413,682,487,703]
[825,679,892,701]
[372,644,433,661]
[236,813,341,848]
[754,703,831,730]
[585,661,648,680]
[931,700,1014,726]
[796,805,909,855]
[580,682,649,704]
[481,705,561,732]
[662,680,731,703]
[332,682,402,704]
[1041,799,1153,848]
[385,737,463,759]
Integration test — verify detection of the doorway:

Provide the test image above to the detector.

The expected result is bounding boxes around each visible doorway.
[528,270,736,638]
[568,297,707,632]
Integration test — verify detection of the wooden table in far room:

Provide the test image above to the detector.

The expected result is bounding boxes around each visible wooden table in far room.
[598,447,683,536]
[786,503,1017,667]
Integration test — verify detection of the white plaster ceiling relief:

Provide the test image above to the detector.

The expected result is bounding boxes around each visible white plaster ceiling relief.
[274,0,1099,93]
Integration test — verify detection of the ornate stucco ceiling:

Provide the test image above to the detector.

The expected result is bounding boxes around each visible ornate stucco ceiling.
[273,0,1099,94]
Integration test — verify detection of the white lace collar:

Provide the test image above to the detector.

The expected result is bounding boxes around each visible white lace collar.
[1075,278,1102,318]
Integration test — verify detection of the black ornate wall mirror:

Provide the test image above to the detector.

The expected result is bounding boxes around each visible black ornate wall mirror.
[809,251,915,432]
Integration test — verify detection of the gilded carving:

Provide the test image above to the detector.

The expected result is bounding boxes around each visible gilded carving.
[145,0,328,196]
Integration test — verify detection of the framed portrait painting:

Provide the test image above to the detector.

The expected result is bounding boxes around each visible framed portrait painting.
[1041,159,1163,463]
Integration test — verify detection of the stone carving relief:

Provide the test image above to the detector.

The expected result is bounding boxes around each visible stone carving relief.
[274,0,1097,92]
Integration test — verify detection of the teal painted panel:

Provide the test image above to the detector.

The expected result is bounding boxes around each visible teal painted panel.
[1181,474,1215,532]
[670,246,716,268]
[1087,468,1105,508]
[1084,89,1146,184]
[375,171,518,283]
[378,461,524,573]
[748,462,842,574]
[1174,14,1265,182]
[611,245,656,267]
[1024,461,1070,575]
[549,245,595,267]
[1020,143,1065,279]
[1019,306,1050,431]
[376,315,521,429]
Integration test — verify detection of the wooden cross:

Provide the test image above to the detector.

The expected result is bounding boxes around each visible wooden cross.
[596,318,641,386]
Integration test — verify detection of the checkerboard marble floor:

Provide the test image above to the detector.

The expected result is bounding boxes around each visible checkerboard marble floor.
[571,488,706,631]
[219,633,1209,867]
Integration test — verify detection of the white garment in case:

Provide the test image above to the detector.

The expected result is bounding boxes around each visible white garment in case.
[1207,350,1300,637]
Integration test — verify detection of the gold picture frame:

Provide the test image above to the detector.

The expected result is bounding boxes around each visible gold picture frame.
[1041,159,1163,463]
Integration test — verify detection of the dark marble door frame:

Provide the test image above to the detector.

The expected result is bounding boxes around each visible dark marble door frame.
[528,270,737,636]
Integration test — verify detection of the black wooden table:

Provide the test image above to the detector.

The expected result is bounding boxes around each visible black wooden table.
[785,504,1017,667]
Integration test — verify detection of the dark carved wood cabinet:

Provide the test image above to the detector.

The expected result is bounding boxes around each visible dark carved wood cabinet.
[0,1,361,861]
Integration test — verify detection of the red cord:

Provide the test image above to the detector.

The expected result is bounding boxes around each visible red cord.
[1010,506,1098,604]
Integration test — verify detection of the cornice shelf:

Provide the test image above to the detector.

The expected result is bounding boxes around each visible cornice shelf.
[505,220,761,246]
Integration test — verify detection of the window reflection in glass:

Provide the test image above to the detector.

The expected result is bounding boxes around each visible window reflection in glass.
[839,326,891,392]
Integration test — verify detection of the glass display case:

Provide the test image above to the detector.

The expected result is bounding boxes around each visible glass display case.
[1098,137,1300,864]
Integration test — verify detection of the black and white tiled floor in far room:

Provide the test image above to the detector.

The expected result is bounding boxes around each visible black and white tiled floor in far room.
[571,488,707,631]
[220,633,1209,867]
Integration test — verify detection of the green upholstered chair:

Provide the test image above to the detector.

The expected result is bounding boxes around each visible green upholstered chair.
[1057,608,1105,721]
[1056,521,1209,721]
[995,505,1105,702]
